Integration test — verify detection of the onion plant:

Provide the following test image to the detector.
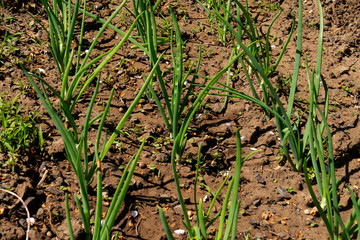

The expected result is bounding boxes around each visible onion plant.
[301,1,360,238]
[203,0,360,238]
[198,0,303,171]
[22,55,162,240]
[159,129,259,239]
[150,7,257,238]
[22,0,164,239]
[198,0,235,45]
[198,0,295,113]
[38,0,141,110]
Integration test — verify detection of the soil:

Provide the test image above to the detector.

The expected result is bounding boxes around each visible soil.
[1,0,360,239]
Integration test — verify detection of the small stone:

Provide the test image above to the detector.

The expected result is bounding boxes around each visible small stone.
[135,180,143,189]
[28,230,36,239]
[156,152,170,162]
[173,205,182,215]
[305,216,314,226]
[138,162,147,169]
[254,232,264,239]
[212,103,223,113]
[19,218,27,228]
[253,198,261,207]
[265,132,276,146]
[255,174,266,185]
[55,177,64,186]
[262,212,270,220]
[45,186,64,196]
[39,162,47,173]
[277,232,290,240]
[36,208,44,218]
[276,186,291,199]
[304,209,311,215]
[183,197,191,204]
[249,218,260,226]
[174,229,185,235]
[277,201,288,206]
[310,207,318,216]
[142,103,153,111]
[159,194,171,203]
[19,197,35,211]
[269,207,276,214]
[46,231,53,237]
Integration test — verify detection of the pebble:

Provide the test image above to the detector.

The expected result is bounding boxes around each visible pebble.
[45,186,64,196]
[212,103,223,113]
[55,177,64,186]
[265,132,276,146]
[277,232,290,240]
[28,230,36,239]
[255,174,266,185]
[39,162,48,173]
[262,212,270,220]
[254,232,264,239]
[142,104,153,111]
[305,216,315,226]
[173,205,182,215]
[249,218,260,226]
[253,198,261,207]
[269,207,276,214]
[304,209,311,215]
[276,186,291,199]
[159,194,171,203]
[156,152,170,162]
[277,201,288,206]
[135,180,143,189]
[19,218,27,228]
[36,208,44,218]
[138,162,147,169]
[174,229,185,235]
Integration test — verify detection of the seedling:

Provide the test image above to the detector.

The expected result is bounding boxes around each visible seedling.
[0,93,39,170]
[285,186,295,193]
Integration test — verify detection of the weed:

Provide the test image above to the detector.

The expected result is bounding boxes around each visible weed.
[285,186,295,193]
[0,93,39,170]
[256,0,282,12]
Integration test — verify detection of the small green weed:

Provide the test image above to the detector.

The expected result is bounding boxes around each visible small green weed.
[0,29,23,58]
[0,93,39,170]
[285,186,295,193]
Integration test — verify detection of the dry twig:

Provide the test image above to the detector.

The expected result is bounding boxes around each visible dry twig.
[0,188,31,240]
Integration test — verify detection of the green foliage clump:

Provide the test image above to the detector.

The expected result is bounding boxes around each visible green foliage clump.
[0,92,38,169]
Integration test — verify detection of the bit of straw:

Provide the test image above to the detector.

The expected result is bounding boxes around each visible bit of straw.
[0,188,31,240]
[37,169,49,187]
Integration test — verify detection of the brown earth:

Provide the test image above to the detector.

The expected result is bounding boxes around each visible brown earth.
[1,0,360,239]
